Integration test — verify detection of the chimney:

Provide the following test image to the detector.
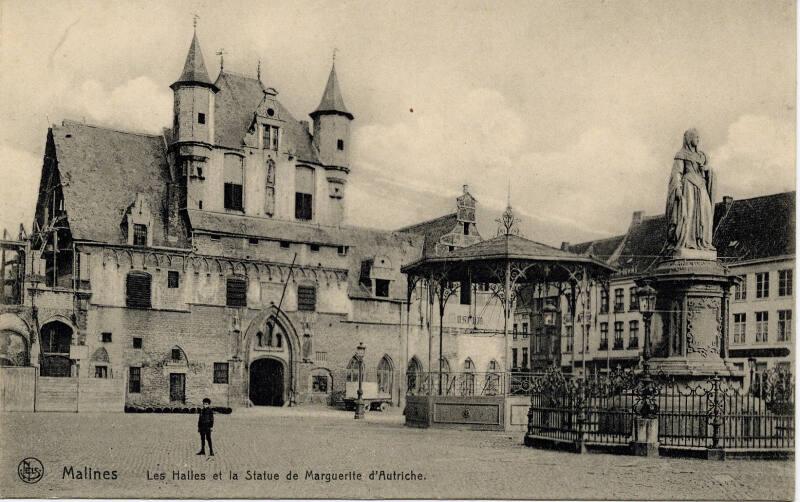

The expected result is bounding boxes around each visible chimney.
[723,195,734,208]
[631,210,644,226]
[560,241,571,251]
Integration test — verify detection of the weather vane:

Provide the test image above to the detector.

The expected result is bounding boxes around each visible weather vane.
[216,48,227,71]
[193,14,199,30]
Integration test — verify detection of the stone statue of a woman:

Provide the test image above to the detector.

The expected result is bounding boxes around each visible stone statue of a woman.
[665,128,716,258]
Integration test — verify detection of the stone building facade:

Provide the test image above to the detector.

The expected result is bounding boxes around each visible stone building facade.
[0,31,507,411]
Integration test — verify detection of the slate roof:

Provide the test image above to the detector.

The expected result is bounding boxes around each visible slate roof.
[48,120,184,246]
[171,32,216,90]
[395,213,458,257]
[311,64,353,120]
[570,191,796,275]
[212,72,319,163]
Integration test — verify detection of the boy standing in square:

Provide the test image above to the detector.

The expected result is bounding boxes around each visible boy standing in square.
[197,398,214,456]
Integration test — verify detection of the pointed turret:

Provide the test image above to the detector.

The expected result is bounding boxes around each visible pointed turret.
[310,64,353,120]
[171,32,218,91]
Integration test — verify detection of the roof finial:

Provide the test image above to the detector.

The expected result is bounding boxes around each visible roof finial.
[192,13,199,32]
[257,58,261,81]
[506,178,512,208]
[332,47,338,65]
[216,48,227,71]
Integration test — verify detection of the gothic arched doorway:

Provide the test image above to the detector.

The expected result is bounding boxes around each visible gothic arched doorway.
[40,321,73,377]
[249,358,285,406]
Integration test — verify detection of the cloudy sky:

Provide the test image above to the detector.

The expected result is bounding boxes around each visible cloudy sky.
[0,0,795,245]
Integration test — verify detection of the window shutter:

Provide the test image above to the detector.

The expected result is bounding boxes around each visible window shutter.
[226,277,248,307]
[297,285,316,311]
[126,273,152,308]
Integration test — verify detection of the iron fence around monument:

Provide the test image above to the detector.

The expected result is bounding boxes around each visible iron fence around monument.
[526,367,794,453]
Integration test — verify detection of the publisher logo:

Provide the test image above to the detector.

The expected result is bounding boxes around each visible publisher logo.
[18,457,44,484]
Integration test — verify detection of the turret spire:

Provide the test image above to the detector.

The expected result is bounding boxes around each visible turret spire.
[171,30,217,91]
[311,60,353,120]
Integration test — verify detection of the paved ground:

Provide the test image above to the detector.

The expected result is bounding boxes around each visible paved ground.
[0,406,794,500]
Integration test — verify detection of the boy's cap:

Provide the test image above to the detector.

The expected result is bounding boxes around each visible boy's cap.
[202,398,211,404]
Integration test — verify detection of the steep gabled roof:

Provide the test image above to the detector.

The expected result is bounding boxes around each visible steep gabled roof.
[571,191,796,276]
[48,120,185,246]
[714,192,795,263]
[171,32,217,91]
[310,63,353,120]
[396,212,459,257]
[212,72,318,162]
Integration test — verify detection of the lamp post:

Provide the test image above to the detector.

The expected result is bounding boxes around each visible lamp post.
[542,303,558,368]
[354,342,366,419]
[635,284,658,418]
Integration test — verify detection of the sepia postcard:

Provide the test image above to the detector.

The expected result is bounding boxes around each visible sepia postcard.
[0,0,796,500]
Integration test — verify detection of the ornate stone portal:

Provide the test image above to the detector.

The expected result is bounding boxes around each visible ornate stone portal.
[642,130,742,381]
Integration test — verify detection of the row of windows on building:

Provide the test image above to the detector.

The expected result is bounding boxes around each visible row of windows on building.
[733,270,793,301]
[124,272,317,311]
[732,309,793,344]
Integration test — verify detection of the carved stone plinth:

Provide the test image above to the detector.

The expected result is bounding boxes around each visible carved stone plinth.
[644,258,743,382]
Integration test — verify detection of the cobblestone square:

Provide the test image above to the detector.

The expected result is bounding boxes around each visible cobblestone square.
[0,407,794,500]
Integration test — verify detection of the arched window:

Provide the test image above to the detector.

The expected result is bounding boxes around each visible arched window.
[0,330,29,367]
[40,321,72,377]
[377,356,393,394]
[311,368,331,394]
[406,357,423,395]
[462,358,476,396]
[485,360,502,395]
[126,272,152,308]
[91,347,110,378]
[275,333,282,348]
[346,356,360,383]
[256,331,263,347]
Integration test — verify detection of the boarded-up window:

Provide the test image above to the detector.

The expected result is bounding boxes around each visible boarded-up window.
[129,367,141,393]
[297,285,316,311]
[213,362,229,384]
[226,276,247,307]
[126,272,152,308]
[295,166,314,220]
[224,154,244,211]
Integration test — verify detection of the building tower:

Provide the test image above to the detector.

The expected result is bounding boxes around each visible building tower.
[311,62,353,169]
[311,62,354,225]
[170,30,219,211]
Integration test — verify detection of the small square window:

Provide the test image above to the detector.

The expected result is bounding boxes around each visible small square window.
[101,332,112,343]
[310,244,320,252]
[210,234,221,241]
[375,279,390,298]
[337,139,344,151]
[171,348,182,361]
[167,271,180,288]
[337,245,348,256]
[213,362,229,384]
[249,238,259,245]
[132,337,143,349]
[133,224,148,247]
[198,113,206,124]
[95,366,108,378]
[280,241,291,249]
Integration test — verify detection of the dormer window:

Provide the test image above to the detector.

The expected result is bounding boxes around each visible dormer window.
[263,124,280,151]
[133,224,148,247]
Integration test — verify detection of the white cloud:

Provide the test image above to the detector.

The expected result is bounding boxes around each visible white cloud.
[711,114,795,199]
[65,76,171,133]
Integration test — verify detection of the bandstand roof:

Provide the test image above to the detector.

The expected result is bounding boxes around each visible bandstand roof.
[401,233,616,284]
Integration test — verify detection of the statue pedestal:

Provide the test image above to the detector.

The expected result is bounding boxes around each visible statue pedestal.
[644,258,743,383]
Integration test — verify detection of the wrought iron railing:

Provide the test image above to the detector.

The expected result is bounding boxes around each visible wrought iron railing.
[526,366,794,452]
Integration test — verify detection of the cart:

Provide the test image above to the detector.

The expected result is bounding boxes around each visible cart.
[343,382,392,412]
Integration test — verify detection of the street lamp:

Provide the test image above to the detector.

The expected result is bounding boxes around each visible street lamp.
[635,284,658,419]
[542,303,558,367]
[354,342,366,420]
[636,285,657,363]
